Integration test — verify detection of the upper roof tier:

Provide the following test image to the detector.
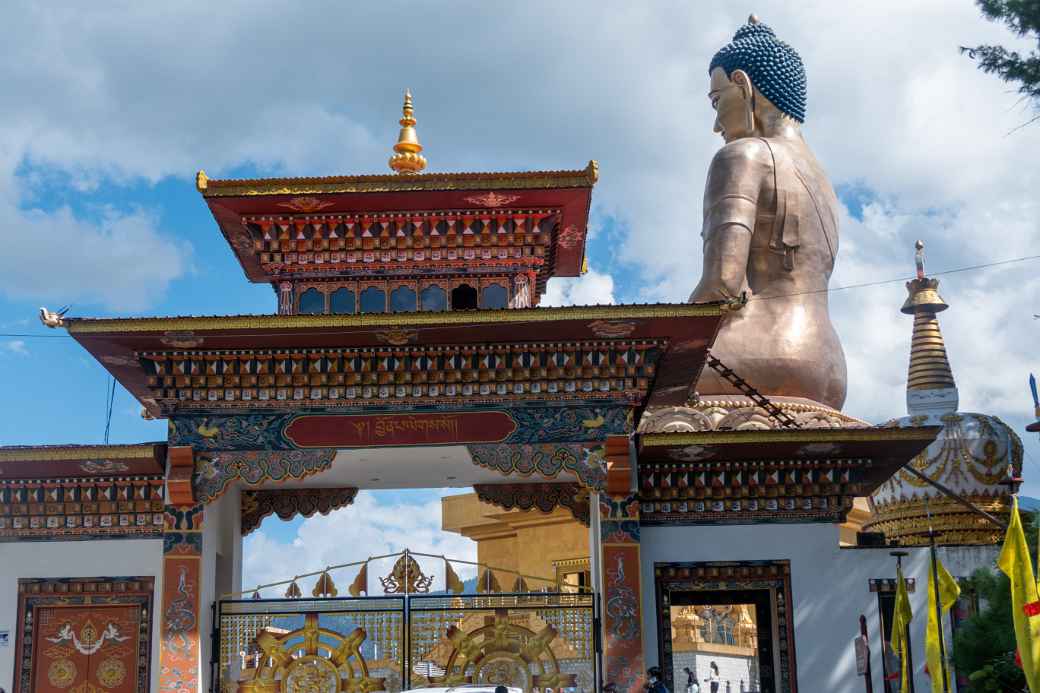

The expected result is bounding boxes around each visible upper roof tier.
[196,162,598,295]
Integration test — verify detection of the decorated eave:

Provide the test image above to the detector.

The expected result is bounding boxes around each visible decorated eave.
[62,302,727,418]
[0,443,166,480]
[0,443,167,542]
[196,163,598,292]
[635,427,941,525]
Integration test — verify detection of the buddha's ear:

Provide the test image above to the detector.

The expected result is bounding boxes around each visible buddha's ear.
[730,69,754,102]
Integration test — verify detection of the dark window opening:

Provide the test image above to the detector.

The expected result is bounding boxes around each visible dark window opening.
[359,287,386,314]
[330,288,355,315]
[390,286,418,313]
[421,285,448,312]
[451,284,478,310]
[298,288,324,315]
[481,283,508,309]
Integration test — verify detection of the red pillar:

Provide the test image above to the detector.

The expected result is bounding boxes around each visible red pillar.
[600,436,645,693]
[159,446,205,692]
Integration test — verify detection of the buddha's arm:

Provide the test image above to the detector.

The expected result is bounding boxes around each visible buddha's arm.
[689,140,771,303]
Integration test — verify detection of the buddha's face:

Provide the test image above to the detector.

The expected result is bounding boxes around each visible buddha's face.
[709,66,752,143]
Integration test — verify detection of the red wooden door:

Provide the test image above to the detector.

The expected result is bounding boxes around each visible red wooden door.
[32,604,140,692]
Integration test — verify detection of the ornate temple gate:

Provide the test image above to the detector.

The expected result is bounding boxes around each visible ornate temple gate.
[214,592,598,693]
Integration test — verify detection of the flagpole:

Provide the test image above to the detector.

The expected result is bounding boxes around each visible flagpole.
[925,501,950,693]
[891,550,915,693]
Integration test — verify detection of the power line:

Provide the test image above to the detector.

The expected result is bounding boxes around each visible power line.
[0,251,1037,340]
[749,253,1040,302]
[102,376,116,444]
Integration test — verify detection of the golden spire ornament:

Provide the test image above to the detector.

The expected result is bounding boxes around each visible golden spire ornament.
[389,90,427,174]
[901,240,958,414]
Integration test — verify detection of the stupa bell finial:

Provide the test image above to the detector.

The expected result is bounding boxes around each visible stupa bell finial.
[901,240,947,315]
[901,240,957,413]
[389,89,427,175]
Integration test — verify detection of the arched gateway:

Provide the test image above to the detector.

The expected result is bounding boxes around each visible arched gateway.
[8,88,951,693]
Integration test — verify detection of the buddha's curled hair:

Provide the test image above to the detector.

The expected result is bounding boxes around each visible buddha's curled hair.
[710,21,807,123]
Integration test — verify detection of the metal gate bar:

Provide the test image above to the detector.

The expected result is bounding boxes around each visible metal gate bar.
[215,592,598,693]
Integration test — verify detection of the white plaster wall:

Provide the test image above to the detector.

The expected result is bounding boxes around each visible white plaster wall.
[672,651,753,692]
[0,538,163,693]
[640,524,997,693]
[200,486,242,692]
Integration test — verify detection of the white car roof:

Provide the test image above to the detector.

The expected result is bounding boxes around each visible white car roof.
[402,687,524,693]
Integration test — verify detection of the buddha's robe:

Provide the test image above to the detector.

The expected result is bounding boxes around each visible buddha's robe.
[690,134,847,410]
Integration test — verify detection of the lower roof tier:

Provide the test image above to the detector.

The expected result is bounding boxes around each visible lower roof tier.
[0,443,166,480]
[63,303,728,418]
[636,427,940,525]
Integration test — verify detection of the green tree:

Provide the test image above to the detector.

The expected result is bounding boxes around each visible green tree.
[950,509,1038,691]
[961,0,1040,126]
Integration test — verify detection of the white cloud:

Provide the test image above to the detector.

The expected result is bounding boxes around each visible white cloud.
[542,267,615,307]
[0,205,190,311]
[0,3,1037,483]
[1,340,28,356]
[242,491,477,597]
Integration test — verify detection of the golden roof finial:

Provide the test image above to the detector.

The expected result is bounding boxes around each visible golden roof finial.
[901,241,957,411]
[748,13,760,24]
[389,89,427,175]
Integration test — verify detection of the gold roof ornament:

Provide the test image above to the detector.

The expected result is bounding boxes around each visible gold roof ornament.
[389,90,427,175]
[380,552,433,593]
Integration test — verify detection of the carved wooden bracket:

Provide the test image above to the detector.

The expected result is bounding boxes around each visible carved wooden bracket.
[166,446,196,507]
[241,487,358,535]
[604,435,633,496]
[473,482,589,525]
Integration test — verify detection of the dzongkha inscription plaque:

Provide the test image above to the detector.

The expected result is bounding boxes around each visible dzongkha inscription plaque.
[283,411,519,447]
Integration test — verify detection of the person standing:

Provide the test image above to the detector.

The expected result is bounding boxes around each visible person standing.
[645,666,670,693]
[704,662,721,693]
[683,667,700,693]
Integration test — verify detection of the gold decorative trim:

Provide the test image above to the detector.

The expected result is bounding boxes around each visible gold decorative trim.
[198,161,599,197]
[65,302,724,334]
[0,444,162,462]
[640,426,940,448]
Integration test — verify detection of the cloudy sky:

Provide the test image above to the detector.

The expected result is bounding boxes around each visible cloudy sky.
[0,2,1037,591]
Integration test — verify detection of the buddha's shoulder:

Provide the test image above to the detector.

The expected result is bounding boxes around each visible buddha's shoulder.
[710,137,774,169]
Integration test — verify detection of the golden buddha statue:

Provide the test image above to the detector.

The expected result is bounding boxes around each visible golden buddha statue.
[642,16,860,432]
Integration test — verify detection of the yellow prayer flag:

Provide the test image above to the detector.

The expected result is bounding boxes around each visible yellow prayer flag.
[925,557,960,693]
[998,497,1040,692]
[890,565,914,692]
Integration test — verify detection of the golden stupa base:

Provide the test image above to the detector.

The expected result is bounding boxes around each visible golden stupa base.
[865,495,1009,546]
[637,395,869,433]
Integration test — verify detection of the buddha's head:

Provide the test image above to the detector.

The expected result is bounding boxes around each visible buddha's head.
[708,17,806,142]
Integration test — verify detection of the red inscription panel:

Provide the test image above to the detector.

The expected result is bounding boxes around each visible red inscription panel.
[284,411,518,448]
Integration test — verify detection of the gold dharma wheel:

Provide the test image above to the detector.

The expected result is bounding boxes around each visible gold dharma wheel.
[238,613,385,693]
[436,608,576,693]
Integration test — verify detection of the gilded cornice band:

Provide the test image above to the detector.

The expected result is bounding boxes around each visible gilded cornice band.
[196,161,599,197]
[0,443,164,462]
[639,426,940,448]
[65,302,723,335]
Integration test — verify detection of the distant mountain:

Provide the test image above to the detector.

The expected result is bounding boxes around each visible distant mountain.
[1019,496,1040,512]
[428,576,479,595]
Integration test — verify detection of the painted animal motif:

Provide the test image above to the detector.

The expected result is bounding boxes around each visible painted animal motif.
[46,620,129,655]
[39,305,70,328]
[164,566,197,658]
